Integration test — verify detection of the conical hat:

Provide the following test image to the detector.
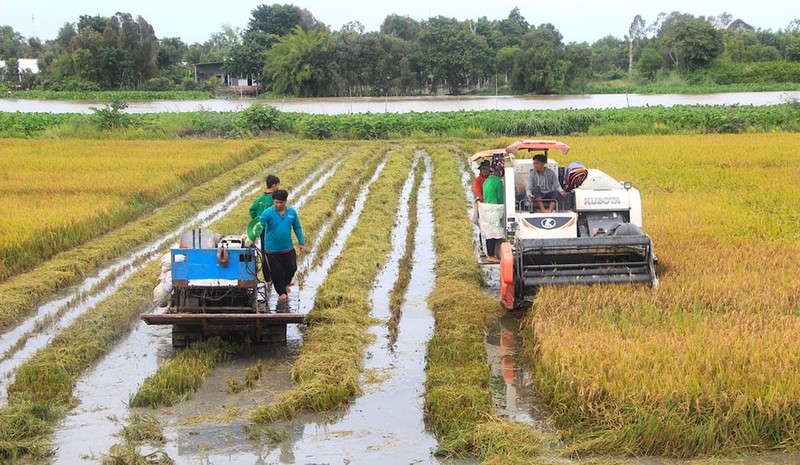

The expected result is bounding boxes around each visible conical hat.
[246,217,264,242]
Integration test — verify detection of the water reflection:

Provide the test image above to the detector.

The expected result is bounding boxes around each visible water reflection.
[1,91,797,115]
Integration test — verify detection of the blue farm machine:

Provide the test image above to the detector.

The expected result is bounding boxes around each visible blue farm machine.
[142,231,303,347]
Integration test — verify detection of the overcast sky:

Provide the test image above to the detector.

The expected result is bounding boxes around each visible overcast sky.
[1,0,797,45]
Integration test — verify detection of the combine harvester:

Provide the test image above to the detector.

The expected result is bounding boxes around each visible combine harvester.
[142,228,303,347]
[472,140,658,309]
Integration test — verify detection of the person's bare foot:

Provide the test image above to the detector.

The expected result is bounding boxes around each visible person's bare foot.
[486,256,500,263]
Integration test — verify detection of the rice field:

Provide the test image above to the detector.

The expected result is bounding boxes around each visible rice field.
[0,139,258,282]
[519,133,800,458]
[0,134,798,463]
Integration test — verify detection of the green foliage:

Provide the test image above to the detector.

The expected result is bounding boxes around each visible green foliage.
[237,103,281,133]
[637,48,665,81]
[414,16,491,95]
[261,26,331,96]
[658,13,724,72]
[3,104,800,140]
[142,76,176,91]
[90,100,132,130]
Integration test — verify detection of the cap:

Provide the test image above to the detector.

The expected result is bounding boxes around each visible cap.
[479,160,491,168]
[246,217,264,242]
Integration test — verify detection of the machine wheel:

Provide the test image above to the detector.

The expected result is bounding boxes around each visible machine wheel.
[499,243,515,309]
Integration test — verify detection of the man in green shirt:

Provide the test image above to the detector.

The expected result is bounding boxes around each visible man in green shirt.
[481,167,505,262]
[249,174,280,283]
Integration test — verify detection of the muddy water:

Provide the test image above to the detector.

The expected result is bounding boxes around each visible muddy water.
[2,91,798,114]
[265,153,441,463]
[155,153,451,464]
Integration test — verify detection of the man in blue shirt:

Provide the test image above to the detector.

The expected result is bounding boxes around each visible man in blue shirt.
[259,189,305,304]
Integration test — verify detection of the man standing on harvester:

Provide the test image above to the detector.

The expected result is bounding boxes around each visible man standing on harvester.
[259,189,305,306]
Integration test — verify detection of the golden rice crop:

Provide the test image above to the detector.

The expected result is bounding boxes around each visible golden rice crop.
[520,133,800,457]
[0,143,290,333]
[0,139,258,281]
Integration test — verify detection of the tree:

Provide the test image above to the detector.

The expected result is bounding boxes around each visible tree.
[591,35,627,77]
[261,26,331,96]
[657,12,723,72]
[157,37,186,69]
[380,15,421,41]
[248,4,319,36]
[0,25,25,58]
[496,46,521,82]
[414,16,491,94]
[103,13,158,87]
[565,42,592,90]
[627,15,646,73]
[497,7,529,47]
[511,23,569,94]
[636,47,664,80]
[77,15,108,34]
[55,23,77,49]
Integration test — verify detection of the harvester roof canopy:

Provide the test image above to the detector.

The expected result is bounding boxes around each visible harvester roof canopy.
[505,140,570,155]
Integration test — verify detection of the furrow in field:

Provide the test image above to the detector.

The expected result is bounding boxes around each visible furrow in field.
[248,148,414,425]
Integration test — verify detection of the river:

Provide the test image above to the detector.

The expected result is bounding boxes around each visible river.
[1,91,798,115]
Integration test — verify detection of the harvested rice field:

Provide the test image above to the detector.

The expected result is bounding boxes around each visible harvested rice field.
[0,134,799,464]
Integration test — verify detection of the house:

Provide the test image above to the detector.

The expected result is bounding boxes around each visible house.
[193,62,228,85]
[0,58,39,81]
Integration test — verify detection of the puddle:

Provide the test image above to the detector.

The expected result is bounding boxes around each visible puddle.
[51,322,173,464]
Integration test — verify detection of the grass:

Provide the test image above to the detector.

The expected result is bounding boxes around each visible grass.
[249,147,414,423]
[518,133,800,458]
[0,259,160,461]
[130,338,235,408]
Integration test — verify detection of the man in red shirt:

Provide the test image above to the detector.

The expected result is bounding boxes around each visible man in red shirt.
[472,160,491,257]
[473,160,491,201]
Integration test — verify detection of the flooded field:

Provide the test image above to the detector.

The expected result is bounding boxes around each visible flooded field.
[2,137,800,464]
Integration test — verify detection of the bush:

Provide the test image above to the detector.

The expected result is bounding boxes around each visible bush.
[238,103,281,133]
[143,77,175,91]
[89,100,131,130]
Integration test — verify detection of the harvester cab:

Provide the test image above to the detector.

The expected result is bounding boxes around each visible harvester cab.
[472,140,658,309]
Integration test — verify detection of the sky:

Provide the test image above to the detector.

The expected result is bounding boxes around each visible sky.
[1,0,798,46]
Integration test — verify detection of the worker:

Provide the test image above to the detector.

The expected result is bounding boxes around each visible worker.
[249,175,280,283]
[481,165,505,263]
[259,189,305,306]
[473,160,491,202]
[526,154,565,213]
[472,159,491,256]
